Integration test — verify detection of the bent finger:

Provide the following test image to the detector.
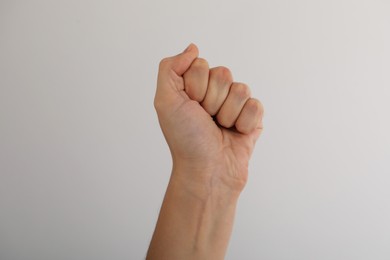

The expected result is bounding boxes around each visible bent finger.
[183,58,209,102]
[235,98,263,135]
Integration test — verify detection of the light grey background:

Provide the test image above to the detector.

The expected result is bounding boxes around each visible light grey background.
[1,0,389,259]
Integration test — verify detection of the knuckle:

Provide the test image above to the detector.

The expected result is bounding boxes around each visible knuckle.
[245,98,264,117]
[216,66,233,82]
[212,66,233,83]
[218,66,232,78]
[231,83,251,99]
[190,58,209,71]
[254,99,264,116]
[247,98,262,113]
[158,57,171,69]
[194,58,209,67]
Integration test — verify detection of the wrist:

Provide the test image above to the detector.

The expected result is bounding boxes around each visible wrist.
[170,162,245,202]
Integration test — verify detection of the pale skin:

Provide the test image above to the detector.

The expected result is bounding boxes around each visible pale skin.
[146,44,264,260]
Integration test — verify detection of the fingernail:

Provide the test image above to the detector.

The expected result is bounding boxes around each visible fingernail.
[183,43,194,53]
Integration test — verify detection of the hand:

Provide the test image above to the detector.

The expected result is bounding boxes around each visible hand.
[154,43,264,193]
[148,44,264,260]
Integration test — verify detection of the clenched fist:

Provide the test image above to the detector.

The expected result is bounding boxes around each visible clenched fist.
[148,44,264,260]
[154,43,264,192]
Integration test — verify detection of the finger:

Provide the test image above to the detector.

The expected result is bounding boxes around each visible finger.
[235,98,264,135]
[158,43,199,78]
[201,66,233,115]
[216,82,251,128]
[183,58,209,102]
[155,44,199,110]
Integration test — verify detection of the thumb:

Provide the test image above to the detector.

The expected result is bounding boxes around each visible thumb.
[154,44,199,113]
[159,43,199,76]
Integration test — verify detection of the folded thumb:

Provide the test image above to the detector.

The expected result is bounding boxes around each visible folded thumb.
[161,43,199,76]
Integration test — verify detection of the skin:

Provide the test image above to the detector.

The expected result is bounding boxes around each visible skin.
[147,44,264,260]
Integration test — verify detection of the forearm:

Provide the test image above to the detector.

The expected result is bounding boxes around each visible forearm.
[146,168,241,260]
[148,43,263,259]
